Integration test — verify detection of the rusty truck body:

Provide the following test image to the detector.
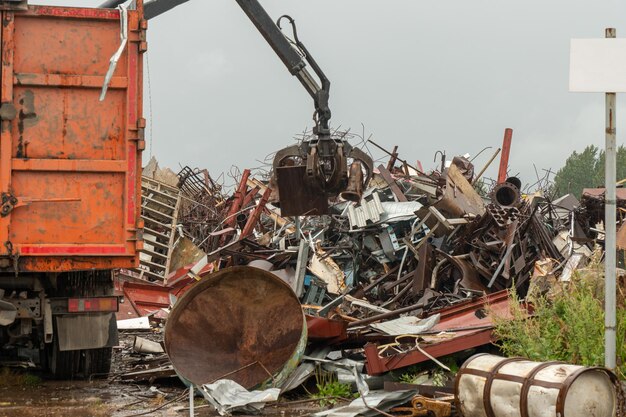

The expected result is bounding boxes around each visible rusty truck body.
[0,2,144,377]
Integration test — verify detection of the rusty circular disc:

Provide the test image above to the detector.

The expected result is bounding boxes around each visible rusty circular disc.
[164,266,304,388]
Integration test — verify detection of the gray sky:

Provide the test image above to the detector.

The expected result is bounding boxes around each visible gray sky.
[36,0,626,189]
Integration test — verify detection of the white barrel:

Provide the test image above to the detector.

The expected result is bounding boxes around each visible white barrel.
[455,354,617,417]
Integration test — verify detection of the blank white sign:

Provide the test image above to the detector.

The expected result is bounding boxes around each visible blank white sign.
[570,39,626,92]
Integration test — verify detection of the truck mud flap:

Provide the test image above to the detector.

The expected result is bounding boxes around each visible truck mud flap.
[55,313,118,351]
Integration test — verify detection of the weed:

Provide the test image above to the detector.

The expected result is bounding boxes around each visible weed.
[493,260,626,379]
[0,368,41,388]
[398,371,429,385]
[309,365,356,406]
[395,357,460,387]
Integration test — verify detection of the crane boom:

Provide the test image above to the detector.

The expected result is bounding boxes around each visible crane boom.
[100,0,372,214]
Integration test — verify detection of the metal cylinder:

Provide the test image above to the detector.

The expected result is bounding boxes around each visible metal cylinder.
[340,161,364,202]
[491,177,521,208]
[455,354,617,417]
[164,266,306,389]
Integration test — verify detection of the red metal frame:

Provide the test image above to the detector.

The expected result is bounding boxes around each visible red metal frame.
[364,290,512,375]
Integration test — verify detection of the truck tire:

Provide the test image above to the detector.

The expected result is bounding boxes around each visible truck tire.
[82,347,113,378]
[47,270,116,379]
[48,335,81,379]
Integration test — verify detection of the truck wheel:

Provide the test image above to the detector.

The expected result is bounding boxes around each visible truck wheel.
[82,347,113,378]
[48,336,80,379]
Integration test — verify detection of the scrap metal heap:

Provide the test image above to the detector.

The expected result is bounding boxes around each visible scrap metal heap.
[113,140,626,416]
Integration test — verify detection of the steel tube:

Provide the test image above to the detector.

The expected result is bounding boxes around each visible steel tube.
[497,128,513,183]
[605,28,617,372]
[472,148,501,185]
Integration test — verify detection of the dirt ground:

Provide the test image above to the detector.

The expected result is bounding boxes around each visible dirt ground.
[0,332,326,417]
[0,378,325,417]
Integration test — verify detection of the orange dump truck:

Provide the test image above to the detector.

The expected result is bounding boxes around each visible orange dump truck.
[0,2,144,377]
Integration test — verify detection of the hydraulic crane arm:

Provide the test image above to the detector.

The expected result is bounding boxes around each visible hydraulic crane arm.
[101,0,330,133]
[100,0,372,214]
[235,1,330,134]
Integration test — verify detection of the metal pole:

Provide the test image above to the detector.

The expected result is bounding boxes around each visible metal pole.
[472,147,501,185]
[497,128,513,183]
[604,27,617,371]
[189,383,195,417]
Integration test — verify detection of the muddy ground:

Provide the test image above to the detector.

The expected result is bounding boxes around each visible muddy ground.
[0,332,326,417]
[0,379,324,417]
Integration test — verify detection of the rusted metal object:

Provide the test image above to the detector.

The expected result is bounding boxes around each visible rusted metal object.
[164,266,306,388]
[116,281,171,319]
[275,165,329,216]
[364,291,511,375]
[240,187,271,239]
[618,221,626,250]
[492,177,521,208]
[497,128,513,183]
[391,395,452,417]
[340,161,364,202]
[377,164,408,202]
[435,164,485,218]
[1,5,144,272]
[224,169,251,229]
[306,315,347,342]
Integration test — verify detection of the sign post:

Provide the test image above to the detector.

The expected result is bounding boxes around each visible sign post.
[603,28,617,371]
[569,28,619,370]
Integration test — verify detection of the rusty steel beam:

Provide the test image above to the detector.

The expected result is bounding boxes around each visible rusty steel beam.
[365,329,493,376]
[377,164,408,202]
[386,145,399,171]
[363,291,511,375]
[224,169,251,228]
[240,187,271,239]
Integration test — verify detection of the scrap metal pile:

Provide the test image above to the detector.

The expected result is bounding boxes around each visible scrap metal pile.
[113,140,623,416]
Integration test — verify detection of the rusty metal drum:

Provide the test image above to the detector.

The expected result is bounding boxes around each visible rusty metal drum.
[455,354,618,417]
[164,266,306,389]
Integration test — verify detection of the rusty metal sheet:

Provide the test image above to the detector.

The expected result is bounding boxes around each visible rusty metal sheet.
[435,164,485,218]
[618,222,626,250]
[275,165,328,216]
[164,266,305,388]
[582,188,626,201]
[306,315,347,342]
[364,291,512,375]
[3,6,143,271]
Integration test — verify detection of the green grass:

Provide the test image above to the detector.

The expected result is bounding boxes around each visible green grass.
[396,357,459,386]
[0,368,41,388]
[309,366,356,407]
[493,260,626,379]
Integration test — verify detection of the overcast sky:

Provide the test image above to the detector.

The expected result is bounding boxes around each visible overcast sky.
[36,0,626,189]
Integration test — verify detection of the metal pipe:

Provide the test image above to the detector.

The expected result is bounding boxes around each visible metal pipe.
[347,299,429,328]
[497,128,513,183]
[605,27,617,372]
[189,383,195,417]
[472,148,501,185]
[367,139,420,173]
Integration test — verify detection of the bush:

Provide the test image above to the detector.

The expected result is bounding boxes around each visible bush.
[493,261,626,379]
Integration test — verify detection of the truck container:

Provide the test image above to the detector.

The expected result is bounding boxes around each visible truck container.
[0,1,144,377]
